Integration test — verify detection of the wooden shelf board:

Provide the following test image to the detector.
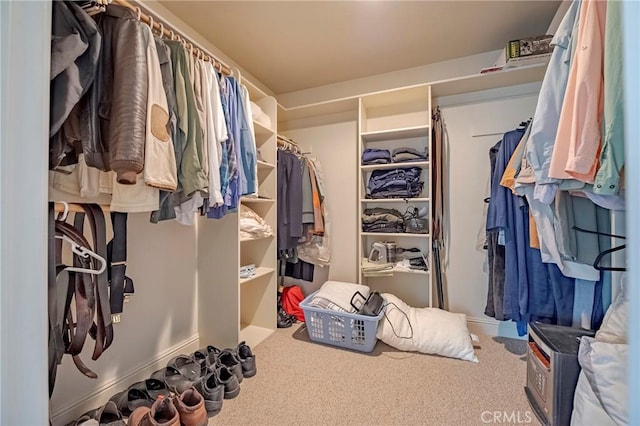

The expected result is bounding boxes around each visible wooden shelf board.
[361,125,430,142]
[253,120,275,136]
[240,197,275,204]
[361,161,429,171]
[239,325,275,348]
[240,266,275,285]
[430,63,547,98]
[361,198,429,203]
[257,160,276,170]
[240,235,274,243]
[361,232,429,238]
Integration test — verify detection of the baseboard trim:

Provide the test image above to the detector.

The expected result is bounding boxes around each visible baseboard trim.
[467,316,500,337]
[467,316,527,341]
[51,334,200,426]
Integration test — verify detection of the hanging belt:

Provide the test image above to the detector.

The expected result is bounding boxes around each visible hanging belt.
[108,212,133,316]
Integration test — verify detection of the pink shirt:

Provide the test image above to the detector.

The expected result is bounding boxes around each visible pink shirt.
[549,0,606,183]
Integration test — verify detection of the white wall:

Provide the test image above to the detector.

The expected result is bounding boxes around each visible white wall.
[0,1,50,424]
[50,214,199,425]
[284,121,359,290]
[437,85,539,338]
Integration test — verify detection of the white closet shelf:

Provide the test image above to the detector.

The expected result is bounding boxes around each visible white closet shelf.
[257,160,276,170]
[361,161,429,171]
[240,266,275,285]
[239,324,275,347]
[361,125,430,142]
[253,120,275,136]
[430,63,547,98]
[361,232,429,238]
[240,197,275,204]
[240,235,274,243]
[361,259,429,276]
[361,198,429,203]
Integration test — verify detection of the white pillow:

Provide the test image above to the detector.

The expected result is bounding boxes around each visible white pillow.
[571,372,616,426]
[596,274,628,344]
[576,337,628,425]
[376,293,478,362]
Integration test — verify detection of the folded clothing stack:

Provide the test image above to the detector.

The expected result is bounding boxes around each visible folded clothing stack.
[362,148,391,165]
[391,147,428,163]
[366,167,424,199]
[250,101,271,129]
[362,207,405,233]
[239,205,273,240]
[240,264,256,279]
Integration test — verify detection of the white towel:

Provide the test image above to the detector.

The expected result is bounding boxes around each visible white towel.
[310,281,371,313]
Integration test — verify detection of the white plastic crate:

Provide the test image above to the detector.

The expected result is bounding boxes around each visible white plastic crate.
[299,290,384,353]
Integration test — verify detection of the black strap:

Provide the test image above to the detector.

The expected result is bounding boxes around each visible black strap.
[108,212,132,314]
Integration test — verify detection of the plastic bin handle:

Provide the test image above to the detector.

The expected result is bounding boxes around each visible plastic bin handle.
[350,291,367,313]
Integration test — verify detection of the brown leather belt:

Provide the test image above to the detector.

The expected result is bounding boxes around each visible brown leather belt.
[48,202,118,394]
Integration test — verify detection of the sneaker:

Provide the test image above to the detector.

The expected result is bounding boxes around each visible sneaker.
[234,341,257,378]
[217,365,240,399]
[216,349,243,383]
[194,370,224,416]
[128,396,179,426]
[173,387,207,426]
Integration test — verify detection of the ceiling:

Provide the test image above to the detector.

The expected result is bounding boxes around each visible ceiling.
[158,1,561,95]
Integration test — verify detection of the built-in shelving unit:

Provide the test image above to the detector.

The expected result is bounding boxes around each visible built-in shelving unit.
[358,85,433,308]
[198,80,278,349]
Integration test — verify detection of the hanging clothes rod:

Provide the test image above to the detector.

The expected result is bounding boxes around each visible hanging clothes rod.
[54,202,110,217]
[112,0,232,76]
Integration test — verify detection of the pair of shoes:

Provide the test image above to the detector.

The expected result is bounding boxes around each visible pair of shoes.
[234,341,257,378]
[109,378,170,417]
[278,306,295,328]
[128,388,207,426]
[66,401,126,426]
[150,355,202,394]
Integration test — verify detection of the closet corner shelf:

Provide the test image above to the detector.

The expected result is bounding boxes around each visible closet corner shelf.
[253,120,275,137]
[240,235,274,243]
[361,198,429,203]
[240,196,275,204]
[430,63,547,98]
[240,266,275,285]
[239,324,275,348]
[361,232,429,238]
[361,125,430,142]
[361,161,429,171]
[257,160,276,170]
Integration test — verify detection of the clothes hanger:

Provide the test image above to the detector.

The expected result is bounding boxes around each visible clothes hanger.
[572,226,627,271]
[593,244,626,271]
[55,234,107,275]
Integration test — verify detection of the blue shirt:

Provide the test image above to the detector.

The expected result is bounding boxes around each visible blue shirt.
[526,0,581,190]
[488,129,562,334]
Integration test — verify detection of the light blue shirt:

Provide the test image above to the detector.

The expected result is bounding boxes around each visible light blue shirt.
[526,0,581,193]
[594,0,624,194]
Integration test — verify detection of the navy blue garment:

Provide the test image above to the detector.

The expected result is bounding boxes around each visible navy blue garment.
[487,128,559,335]
[362,148,391,165]
[591,272,606,329]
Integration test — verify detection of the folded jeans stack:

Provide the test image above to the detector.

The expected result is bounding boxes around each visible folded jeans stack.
[361,148,391,165]
[366,167,423,199]
[391,146,428,163]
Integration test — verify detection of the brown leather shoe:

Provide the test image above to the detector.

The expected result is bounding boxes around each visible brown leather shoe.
[174,387,208,426]
[128,396,180,426]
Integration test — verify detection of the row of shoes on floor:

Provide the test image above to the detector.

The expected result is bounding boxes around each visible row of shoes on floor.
[66,341,256,426]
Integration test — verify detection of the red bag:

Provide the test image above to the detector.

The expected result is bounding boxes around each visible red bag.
[281,286,305,322]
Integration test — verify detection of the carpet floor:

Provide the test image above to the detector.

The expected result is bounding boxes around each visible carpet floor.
[208,323,540,426]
